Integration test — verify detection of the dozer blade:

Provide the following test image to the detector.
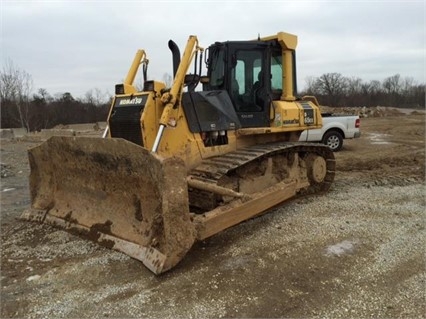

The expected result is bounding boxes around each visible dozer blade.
[21,136,196,274]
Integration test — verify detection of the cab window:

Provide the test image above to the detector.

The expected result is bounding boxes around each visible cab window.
[270,50,282,92]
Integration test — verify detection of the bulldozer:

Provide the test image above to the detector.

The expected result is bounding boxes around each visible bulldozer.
[22,32,335,274]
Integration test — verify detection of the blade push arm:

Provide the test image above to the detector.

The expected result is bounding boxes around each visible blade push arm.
[123,49,149,94]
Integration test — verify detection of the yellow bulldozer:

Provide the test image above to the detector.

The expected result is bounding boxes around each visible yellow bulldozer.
[22,32,335,274]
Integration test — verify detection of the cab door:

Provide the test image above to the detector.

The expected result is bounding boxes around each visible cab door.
[227,42,271,128]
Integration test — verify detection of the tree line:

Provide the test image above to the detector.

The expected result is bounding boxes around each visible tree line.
[302,73,425,109]
[1,61,425,132]
[0,60,110,132]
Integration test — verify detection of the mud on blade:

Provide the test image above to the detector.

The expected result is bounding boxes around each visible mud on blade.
[22,136,196,274]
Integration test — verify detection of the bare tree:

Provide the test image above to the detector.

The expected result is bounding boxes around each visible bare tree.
[0,59,33,131]
[0,60,18,101]
[304,76,321,95]
[35,88,52,103]
[83,88,108,106]
[315,73,347,106]
[382,74,401,94]
[346,77,362,95]
[366,80,382,95]
[401,77,414,94]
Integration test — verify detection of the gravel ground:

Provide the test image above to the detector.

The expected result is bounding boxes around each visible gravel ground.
[1,111,425,318]
[3,181,424,318]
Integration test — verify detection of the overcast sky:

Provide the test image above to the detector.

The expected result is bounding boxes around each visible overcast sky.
[1,0,425,99]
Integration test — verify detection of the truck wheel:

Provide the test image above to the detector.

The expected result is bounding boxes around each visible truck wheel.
[322,130,343,152]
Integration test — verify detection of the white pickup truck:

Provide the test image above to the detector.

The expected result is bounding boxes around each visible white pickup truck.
[299,113,361,151]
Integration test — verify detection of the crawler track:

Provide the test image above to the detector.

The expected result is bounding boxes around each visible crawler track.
[188,142,335,212]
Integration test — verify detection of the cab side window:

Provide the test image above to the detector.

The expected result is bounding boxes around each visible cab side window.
[270,50,282,93]
[209,49,225,89]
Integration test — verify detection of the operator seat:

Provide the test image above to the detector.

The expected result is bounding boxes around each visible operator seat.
[252,71,262,95]
[251,71,263,110]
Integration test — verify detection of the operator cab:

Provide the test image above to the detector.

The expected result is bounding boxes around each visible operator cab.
[204,39,296,128]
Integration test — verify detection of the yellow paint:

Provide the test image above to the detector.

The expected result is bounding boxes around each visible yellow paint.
[108,32,324,171]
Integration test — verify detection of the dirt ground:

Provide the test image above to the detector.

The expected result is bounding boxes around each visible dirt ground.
[1,108,425,318]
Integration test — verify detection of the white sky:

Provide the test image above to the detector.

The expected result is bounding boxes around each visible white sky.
[1,0,425,99]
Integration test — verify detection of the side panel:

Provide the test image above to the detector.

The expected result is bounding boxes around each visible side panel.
[271,100,322,131]
[182,90,241,133]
